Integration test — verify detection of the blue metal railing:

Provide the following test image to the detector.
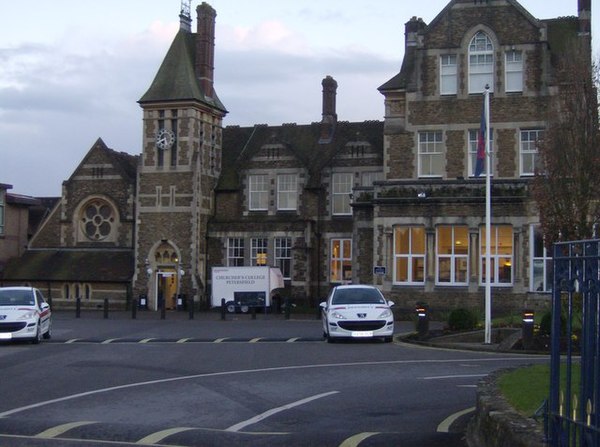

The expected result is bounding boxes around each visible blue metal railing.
[548,239,600,446]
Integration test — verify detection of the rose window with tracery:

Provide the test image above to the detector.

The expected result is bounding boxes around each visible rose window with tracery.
[80,199,115,241]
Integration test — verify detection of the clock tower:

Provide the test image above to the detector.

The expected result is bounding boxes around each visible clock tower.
[135,2,227,310]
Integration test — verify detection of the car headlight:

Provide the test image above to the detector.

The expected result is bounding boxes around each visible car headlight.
[378,309,392,319]
[330,311,346,320]
[17,310,37,321]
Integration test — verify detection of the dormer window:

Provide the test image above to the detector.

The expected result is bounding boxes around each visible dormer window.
[469,31,494,93]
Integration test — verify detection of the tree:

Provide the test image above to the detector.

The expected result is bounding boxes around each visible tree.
[532,38,600,245]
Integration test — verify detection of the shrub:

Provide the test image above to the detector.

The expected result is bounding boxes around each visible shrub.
[448,308,479,331]
[539,310,566,336]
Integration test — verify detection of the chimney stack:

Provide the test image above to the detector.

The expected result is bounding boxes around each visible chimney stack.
[319,76,337,143]
[405,16,426,50]
[196,2,216,99]
[322,75,338,121]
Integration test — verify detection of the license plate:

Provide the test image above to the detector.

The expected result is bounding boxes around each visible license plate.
[0,333,12,340]
[351,331,373,338]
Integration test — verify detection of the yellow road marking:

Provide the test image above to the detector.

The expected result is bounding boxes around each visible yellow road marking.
[339,432,380,447]
[35,421,97,438]
[437,406,476,433]
[136,427,195,444]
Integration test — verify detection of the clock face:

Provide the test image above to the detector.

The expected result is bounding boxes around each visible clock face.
[156,128,175,150]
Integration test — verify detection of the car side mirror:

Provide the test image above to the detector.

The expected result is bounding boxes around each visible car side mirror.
[41,302,50,311]
[319,302,327,309]
[387,301,395,307]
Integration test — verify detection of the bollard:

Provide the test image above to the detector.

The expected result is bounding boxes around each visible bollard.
[76,297,81,318]
[522,309,535,350]
[415,304,429,338]
[132,298,137,319]
[161,299,166,320]
[103,298,109,319]
[284,298,291,320]
[251,306,256,320]
[221,298,226,320]
[188,296,194,320]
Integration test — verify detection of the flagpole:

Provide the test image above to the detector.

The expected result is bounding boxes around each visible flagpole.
[484,85,492,345]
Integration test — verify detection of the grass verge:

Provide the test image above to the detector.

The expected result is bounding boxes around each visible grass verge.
[499,363,581,417]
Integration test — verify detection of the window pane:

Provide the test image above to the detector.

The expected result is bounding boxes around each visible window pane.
[438,258,451,282]
[437,226,452,254]
[395,227,409,254]
[454,227,468,255]
[413,257,425,282]
[412,227,425,254]
[395,257,408,282]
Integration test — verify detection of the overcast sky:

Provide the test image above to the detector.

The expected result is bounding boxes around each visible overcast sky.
[1,0,594,196]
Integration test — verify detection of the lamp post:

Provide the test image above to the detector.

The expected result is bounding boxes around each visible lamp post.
[144,258,152,310]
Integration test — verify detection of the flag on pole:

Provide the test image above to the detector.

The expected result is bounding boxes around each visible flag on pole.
[474,100,486,177]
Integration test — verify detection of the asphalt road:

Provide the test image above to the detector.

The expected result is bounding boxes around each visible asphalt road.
[0,311,548,446]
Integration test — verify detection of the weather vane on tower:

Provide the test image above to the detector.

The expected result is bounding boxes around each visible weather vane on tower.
[179,0,192,31]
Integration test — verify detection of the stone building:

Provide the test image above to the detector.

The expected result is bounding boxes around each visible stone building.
[357,0,592,314]
[1,0,592,315]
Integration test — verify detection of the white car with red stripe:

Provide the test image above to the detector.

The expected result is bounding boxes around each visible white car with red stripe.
[0,287,52,344]
[320,285,395,343]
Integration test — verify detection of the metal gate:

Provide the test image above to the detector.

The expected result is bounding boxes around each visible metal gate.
[548,239,600,446]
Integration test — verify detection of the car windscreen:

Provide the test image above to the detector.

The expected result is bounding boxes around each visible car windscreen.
[0,290,35,306]
[331,288,386,305]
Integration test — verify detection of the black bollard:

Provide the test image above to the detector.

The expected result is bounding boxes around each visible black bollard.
[416,305,429,338]
[284,298,290,320]
[221,298,226,320]
[132,298,137,319]
[188,296,194,320]
[522,310,535,350]
[103,298,109,319]
[76,297,81,318]
[251,306,256,320]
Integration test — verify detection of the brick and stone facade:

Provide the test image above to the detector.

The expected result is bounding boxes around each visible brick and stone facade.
[3,1,590,316]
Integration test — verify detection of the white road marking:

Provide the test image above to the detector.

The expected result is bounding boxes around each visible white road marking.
[225,391,339,432]
[286,337,300,342]
[421,374,487,380]
[339,432,380,447]
[249,338,262,343]
[35,421,97,438]
[139,338,155,343]
[176,338,190,343]
[0,357,544,418]
[437,407,476,433]
[214,338,228,343]
[101,339,120,344]
[65,339,82,344]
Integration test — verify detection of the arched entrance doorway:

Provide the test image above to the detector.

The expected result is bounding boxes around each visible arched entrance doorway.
[148,241,182,311]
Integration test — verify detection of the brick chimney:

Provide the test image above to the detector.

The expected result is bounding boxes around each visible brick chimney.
[196,2,216,99]
[319,76,337,143]
[578,0,592,57]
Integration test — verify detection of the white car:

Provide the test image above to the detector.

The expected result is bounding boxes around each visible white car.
[0,287,52,344]
[320,285,395,343]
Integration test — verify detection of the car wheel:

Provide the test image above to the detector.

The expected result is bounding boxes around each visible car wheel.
[226,302,236,313]
[31,323,42,344]
[43,321,52,339]
[240,305,250,314]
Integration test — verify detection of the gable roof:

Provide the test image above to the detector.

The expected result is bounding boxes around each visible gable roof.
[2,250,134,283]
[65,138,138,186]
[220,120,383,190]
[138,29,226,112]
